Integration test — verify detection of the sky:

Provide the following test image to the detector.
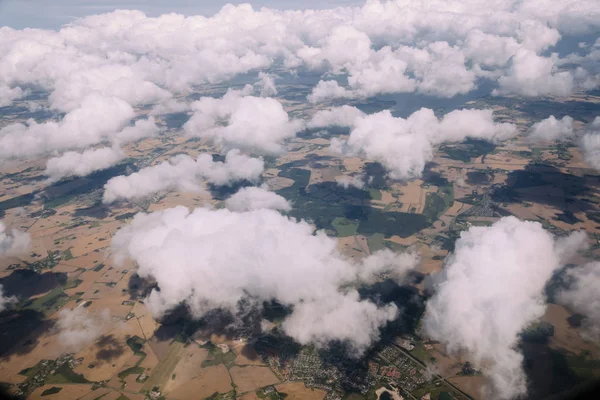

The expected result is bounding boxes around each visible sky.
[0,0,362,29]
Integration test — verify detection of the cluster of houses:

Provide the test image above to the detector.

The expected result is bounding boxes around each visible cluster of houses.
[375,343,429,393]
[12,354,83,396]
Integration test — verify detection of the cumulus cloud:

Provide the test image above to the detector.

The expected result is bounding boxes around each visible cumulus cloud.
[103,149,264,203]
[256,72,278,97]
[225,186,291,212]
[114,117,160,144]
[0,284,17,312]
[0,93,134,160]
[56,307,112,353]
[184,89,303,154]
[337,175,365,190]
[528,115,574,141]
[496,49,573,97]
[0,1,597,116]
[0,85,26,107]
[111,206,418,353]
[45,147,125,182]
[0,221,31,257]
[558,262,600,339]
[312,107,517,179]
[308,105,365,129]
[357,248,420,285]
[422,217,587,399]
[581,117,600,170]
[308,80,356,103]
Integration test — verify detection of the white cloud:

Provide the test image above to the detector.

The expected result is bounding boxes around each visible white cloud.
[256,72,278,97]
[528,115,574,141]
[0,1,598,118]
[422,217,587,399]
[103,149,264,203]
[308,105,365,128]
[45,147,125,182]
[581,117,600,170]
[406,42,477,98]
[558,262,600,340]
[307,80,356,103]
[337,175,365,190]
[56,307,112,353]
[496,49,573,97]
[114,117,160,144]
[357,248,420,285]
[184,89,303,154]
[111,206,418,353]
[225,185,291,212]
[313,107,517,179]
[0,284,16,313]
[0,93,134,160]
[0,221,31,258]
[0,84,25,107]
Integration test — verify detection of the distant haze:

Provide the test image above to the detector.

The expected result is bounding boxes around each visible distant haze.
[0,0,362,29]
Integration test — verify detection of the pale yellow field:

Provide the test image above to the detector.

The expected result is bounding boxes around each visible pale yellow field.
[70,222,120,257]
[147,192,212,212]
[275,382,326,400]
[542,304,600,358]
[337,236,367,260]
[445,201,466,216]
[266,176,295,190]
[0,320,66,383]
[61,251,109,270]
[387,235,420,247]
[447,375,486,400]
[343,157,364,172]
[142,340,186,391]
[64,269,105,296]
[233,344,267,366]
[78,387,112,400]
[168,364,233,400]
[428,343,467,378]
[136,311,160,340]
[238,392,261,400]
[72,318,141,381]
[29,383,94,400]
[396,180,437,214]
[163,345,210,393]
[230,365,280,393]
[137,342,160,371]
[51,264,80,274]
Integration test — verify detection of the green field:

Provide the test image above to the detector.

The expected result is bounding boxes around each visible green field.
[332,217,359,237]
[20,287,70,316]
[276,168,430,238]
[125,336,147,367]
[357,211,429,238]
[440,139,496,162]
[366,233,386,252]
[41,387,62,396]
[62,248,73,260]
[412,382,466,400]
[410,343,433,364]
[201,343,237,368]
[423,184,454,222]
[62,279,82,290]
[46,364,89,384]
[368,189,382,201]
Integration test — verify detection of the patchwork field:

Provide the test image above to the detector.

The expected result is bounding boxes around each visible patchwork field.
[168,364,233,400]
[230,365,280,393]
[275,382,326,400]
